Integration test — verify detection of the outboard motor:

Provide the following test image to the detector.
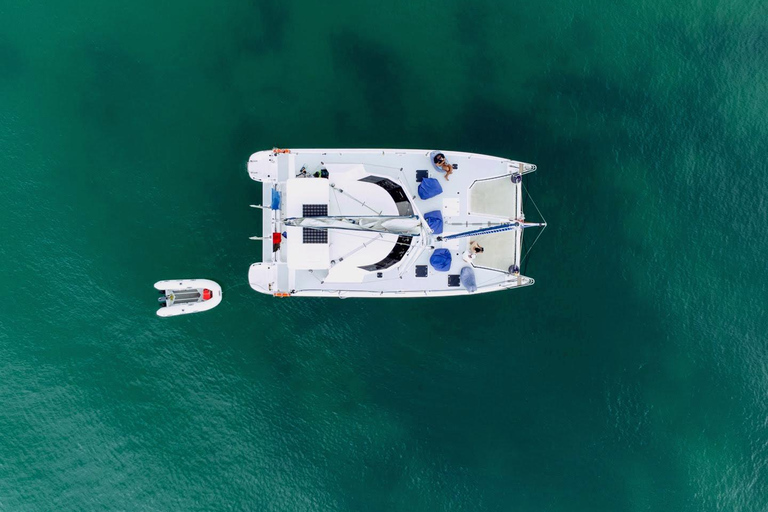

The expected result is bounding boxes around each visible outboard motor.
[158,296,167,304]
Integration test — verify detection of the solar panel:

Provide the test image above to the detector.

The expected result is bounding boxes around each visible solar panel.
[302,204,328,244]
[303,228,327,244]
[302,204,327,217]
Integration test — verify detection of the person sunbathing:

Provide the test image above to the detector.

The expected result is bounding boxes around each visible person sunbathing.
[433,153,454,181]
[463,240,484,262]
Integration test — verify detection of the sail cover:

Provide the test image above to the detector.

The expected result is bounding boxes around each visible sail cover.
[424,210,443,234]
[429,249,452,272]
[418,178,443,200]
[284,216,421,236]
[460,266,477,293]
[271,188,281,210]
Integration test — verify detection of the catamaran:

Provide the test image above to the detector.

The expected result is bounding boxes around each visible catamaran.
[247,148,545,298]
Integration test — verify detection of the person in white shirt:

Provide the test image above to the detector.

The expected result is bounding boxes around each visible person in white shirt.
[462,240,484,263]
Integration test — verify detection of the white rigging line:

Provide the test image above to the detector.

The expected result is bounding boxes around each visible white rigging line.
[330,183,342,214]
[322,230,417,282]
[330,186,381,215]
[336,233,385,261]
[520,182,547,263]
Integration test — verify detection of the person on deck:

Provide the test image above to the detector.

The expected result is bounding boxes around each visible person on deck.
[433,153,454,181]
[462,240,484,262]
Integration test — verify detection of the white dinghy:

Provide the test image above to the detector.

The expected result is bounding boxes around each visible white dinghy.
[154,279,222,317]
[247,148,546,299]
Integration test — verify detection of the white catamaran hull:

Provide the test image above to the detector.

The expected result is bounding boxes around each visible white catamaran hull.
[247,148,545,299]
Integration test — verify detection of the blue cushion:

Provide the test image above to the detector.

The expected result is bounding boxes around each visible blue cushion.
[424,210,443,234]
[429,248,452,272]
[460,266,477,293]
[418,178,443,200]
[429,150,446,173]
[270,188,281,210]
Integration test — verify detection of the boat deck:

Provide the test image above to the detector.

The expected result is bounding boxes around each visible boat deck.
[250,149,535,298]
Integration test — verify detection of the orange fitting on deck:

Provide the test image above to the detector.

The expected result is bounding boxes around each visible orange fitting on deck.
[273,148,291,154]
[273,292,291,298]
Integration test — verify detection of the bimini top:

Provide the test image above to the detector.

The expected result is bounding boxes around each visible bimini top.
[280,165,425,283]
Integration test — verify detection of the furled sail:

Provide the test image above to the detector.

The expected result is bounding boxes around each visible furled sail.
[284,215,422,236]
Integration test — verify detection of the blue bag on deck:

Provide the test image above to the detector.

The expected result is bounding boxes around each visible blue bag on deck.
[424,210,443,234]
[429,248,452,272]
[271,188,281,210]
[460,266,477,293]
[418,178,443,200]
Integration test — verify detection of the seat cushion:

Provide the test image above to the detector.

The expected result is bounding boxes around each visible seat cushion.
[418,178,443,200]
[429,248,452,272]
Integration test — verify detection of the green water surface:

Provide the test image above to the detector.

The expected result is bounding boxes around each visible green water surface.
[1,0,767,510]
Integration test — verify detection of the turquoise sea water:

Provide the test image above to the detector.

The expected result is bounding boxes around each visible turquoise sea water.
[1,0,767,510]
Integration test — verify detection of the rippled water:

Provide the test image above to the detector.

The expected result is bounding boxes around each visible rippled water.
[1,0,767,510]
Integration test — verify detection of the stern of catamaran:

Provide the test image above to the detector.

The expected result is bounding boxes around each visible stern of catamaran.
[246,150,282,295]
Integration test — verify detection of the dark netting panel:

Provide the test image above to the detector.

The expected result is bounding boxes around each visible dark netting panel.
[358,236,412,271]
[358,176,413,216]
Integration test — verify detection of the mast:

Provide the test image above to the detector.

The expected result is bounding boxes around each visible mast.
[283,215,422,237]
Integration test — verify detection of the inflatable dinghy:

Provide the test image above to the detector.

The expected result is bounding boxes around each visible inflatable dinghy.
[154,279,222,317]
